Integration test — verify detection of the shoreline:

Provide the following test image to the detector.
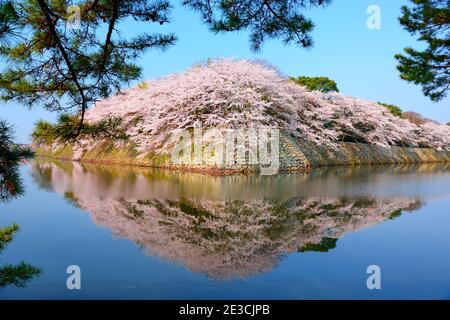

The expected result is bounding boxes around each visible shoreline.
[34,129,450,176]
[34,151,450,176]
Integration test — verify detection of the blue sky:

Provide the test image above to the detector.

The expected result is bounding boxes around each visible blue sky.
[1,0,449,143]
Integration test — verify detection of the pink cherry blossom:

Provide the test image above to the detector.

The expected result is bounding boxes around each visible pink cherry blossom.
[84,59,450,153]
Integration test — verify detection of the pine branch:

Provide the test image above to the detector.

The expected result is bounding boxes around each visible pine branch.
[36,0,88,137]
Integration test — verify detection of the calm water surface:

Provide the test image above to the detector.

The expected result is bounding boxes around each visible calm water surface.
[1,159,450,299]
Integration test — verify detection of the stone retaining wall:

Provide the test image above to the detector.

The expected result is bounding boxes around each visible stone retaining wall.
[35,130,450,174]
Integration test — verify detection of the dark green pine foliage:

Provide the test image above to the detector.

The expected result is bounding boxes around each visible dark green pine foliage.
[0,0,334,138]
[0,120,27,201]
[0,0,177,137]
[395,0,450,102]
[182,0,332,51]
[32,114,128,143]
[0,120,41,288]
[0,223,41,288]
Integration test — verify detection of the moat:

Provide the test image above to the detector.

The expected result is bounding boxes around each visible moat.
[1,160,449,299]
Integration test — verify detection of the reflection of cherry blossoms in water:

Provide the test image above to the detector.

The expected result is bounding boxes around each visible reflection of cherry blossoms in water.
[78,197,421,280]
[31,160,428,280]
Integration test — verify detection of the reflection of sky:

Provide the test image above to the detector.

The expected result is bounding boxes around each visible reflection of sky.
[1,0,449,143]
[0,164,449,299]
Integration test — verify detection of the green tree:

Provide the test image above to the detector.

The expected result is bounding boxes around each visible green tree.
[183,0,332,51]
[0,120,28,201]
[32,113,128,143]
[378,102,403,118]
[0,0,177,137]
[395,0,450,102]
[0,0,333,138]
[0,120,41,288]
[0,223,41,288]
[290,76,339,93]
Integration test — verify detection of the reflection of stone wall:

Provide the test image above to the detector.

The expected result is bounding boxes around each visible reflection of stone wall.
[31,159,450,201]
[35,130,450,174]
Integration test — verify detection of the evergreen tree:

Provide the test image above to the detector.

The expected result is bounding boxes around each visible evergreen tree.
[378,102,403,118]
[183,0,332,51]
[0,120,40,288]
[291,76,339,93]
[0,0,176,137]
[395,0,450,102]
[0,120,25,201]
[0,0,333,137]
